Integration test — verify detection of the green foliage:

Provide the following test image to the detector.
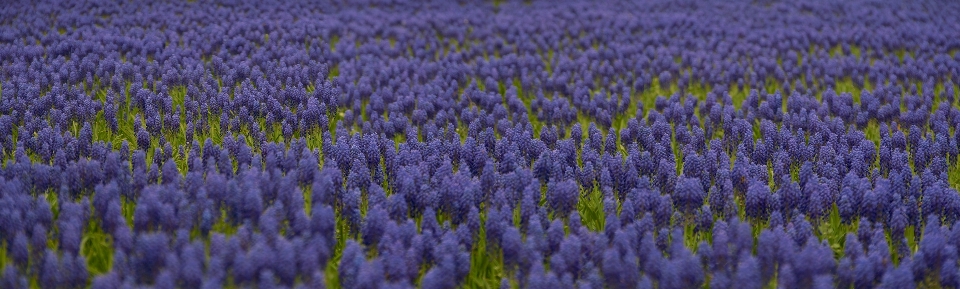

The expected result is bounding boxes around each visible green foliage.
[816,205,857,258]
[81,221,113,275]
[577,185,605,232]
[463,221,507,288]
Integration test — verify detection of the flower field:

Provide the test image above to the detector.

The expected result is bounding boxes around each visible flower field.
[2,0,960,288]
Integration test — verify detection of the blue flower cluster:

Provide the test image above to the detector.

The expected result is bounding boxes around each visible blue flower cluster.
[2,0,960,288]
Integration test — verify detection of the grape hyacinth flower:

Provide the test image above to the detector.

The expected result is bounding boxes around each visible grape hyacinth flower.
[0,0,958,287]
